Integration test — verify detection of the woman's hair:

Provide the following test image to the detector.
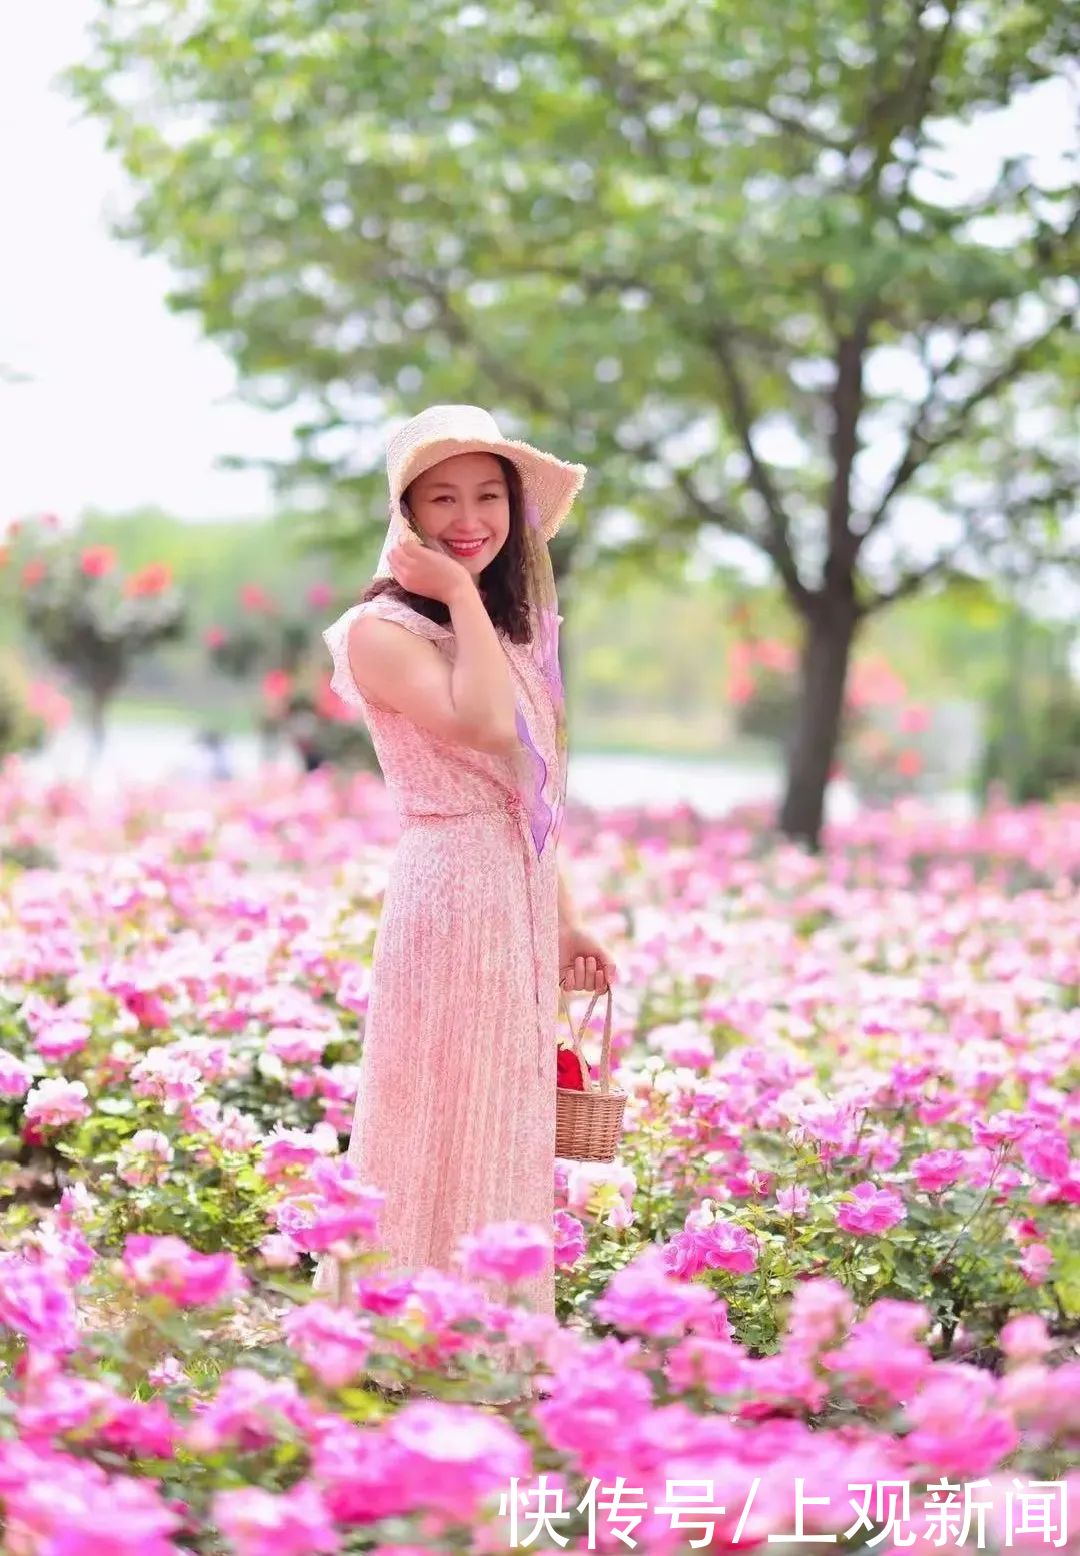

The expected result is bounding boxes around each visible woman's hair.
[358,454,532,643]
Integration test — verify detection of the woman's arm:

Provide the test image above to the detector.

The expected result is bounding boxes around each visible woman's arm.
[557,855,617,992]
[445,583,520,750]
[347,584,519,757]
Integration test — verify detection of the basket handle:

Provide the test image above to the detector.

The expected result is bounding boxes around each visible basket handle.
[558,984,614,1095]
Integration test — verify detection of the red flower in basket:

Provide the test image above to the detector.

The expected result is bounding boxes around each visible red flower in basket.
[557,1047,594,1091]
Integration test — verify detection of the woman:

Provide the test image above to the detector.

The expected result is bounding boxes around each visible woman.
[312,404,616,1339]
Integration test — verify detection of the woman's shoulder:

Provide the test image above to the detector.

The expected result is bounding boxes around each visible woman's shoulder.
[321,593,455,711]
[336,590,454,643]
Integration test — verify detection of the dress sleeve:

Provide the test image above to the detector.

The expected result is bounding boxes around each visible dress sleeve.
[321,604,367,711]
[321,596,454,711]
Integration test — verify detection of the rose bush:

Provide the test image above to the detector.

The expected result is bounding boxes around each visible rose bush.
[1,515,186,752]
[727,636,937,804]
[205,580,379,775]
[0,761,1077,1552]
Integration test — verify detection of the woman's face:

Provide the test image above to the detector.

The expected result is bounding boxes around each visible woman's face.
[403,451,511,575]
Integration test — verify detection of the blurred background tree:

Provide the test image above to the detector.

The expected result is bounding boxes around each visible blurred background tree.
[204,579,379,773]
[68,0,1078,842]
[1,519,187,761]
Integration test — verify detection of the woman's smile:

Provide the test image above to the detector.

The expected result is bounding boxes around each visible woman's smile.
[443,536,489,557]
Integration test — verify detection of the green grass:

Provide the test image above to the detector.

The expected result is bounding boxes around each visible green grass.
[110,695,253,736]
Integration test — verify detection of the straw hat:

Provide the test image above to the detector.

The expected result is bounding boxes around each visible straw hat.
[386,404,587,542]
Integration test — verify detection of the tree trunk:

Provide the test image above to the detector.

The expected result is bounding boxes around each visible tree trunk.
[778,602,858,848]
[84,689,109,775]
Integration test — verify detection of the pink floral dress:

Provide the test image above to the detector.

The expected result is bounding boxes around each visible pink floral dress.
[312,593,563,1321]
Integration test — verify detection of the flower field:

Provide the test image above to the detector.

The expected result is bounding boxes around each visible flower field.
[0,761,1077,1554]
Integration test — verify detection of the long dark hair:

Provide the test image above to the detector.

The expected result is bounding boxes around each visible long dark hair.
[358,455,532,643]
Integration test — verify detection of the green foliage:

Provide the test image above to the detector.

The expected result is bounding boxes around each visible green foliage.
[866,578,1013,702]
[12,504,1061,779]
[0,649,49,760]
[979,678,1080,803]
[67,0,1077,607]
[66,0,1079,841]
[566,566,739,747]
[2,527,188,743]
[63,1119,278,1261]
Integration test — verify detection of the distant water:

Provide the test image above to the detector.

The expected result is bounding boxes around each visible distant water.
[21,719,974,824]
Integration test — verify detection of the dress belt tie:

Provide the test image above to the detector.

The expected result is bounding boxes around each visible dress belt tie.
[399,794,547,1079]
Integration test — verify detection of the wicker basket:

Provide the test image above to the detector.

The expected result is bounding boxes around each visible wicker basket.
[555,985,626,1162]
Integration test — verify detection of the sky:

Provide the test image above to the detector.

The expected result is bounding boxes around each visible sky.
[0,3,294,523]
[0,3,1075,529]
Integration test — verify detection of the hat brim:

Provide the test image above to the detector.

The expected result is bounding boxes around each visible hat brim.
[392,437,586,542]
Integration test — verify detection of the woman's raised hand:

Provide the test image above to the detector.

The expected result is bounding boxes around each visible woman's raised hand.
[387,531,477,606]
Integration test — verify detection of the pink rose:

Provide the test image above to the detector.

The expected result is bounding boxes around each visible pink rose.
[456,1219,551,1286]
[280,1301,374,1389]
[910,1149,966,1193]
[836,1181,906,1236]
[23,1077,91,1131]
[593,1247,719,1338]
[213,1483,340,1556]
[1019,1243,1054,1285]
[123,1235,247,1307]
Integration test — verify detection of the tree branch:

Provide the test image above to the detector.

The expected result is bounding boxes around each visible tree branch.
[372,250,813,609]
[565,27,851,168]
[627,430,812,611]
[855,0,960,197]
[700,326,788,499]
[696,323,811,606]
[564,30,679,169]
[711,93,854,154]
[682,469,813,612]
[860,307,1075,539]
[861,471,1079,614]
[860,545,966,615]
[825,311,873,574]
[396,265,565,421]
[897,0,961,170]
[522,259,790,360]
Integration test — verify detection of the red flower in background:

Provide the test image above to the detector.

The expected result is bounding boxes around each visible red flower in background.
[262,668,292,707]
[727,669,754,705]
[756,638,796,673]
[124,563,173,597]
[725,636,797,705]
[307,582,334,609]
[80,545,116,578]
[240,583,275,613]
[205,626,227,649]
[848,656,907,710]
[22,559,46,587]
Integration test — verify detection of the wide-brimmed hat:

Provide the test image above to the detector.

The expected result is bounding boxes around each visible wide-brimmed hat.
[386,404,587,542]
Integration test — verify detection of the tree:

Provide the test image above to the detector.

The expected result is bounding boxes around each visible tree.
[69,0,1079,842]
[3,523,187,760]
